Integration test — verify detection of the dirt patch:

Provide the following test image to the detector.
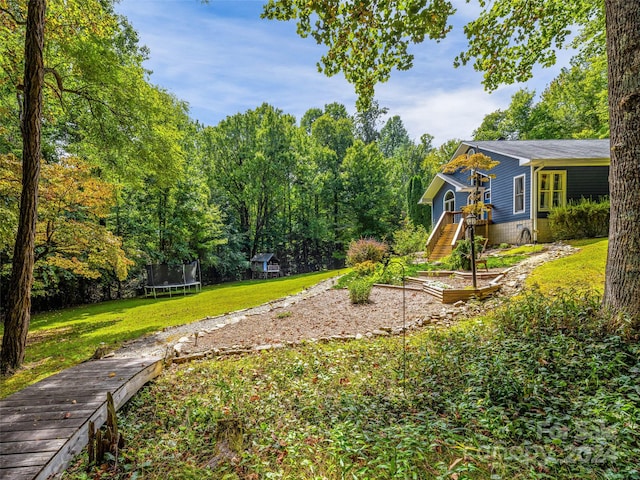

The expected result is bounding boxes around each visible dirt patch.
[190,286,447,352]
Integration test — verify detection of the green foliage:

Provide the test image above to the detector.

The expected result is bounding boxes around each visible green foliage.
[457,1,603,92]
[341,140,395,239]
[392,219,428,256]
[449,236,485,271]
[549,197,610,240]
[63,291,640,480]
[495,287,612,338]
[348,277,373,304]
[474,57,609,141]
[345,238,388,266]
[378,115,411,158]
[262,0,455,110]
[352,260,377,277]
[407,176,430,230]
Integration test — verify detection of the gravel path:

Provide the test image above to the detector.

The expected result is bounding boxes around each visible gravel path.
[113,277,342,358]
[112,243,579,360]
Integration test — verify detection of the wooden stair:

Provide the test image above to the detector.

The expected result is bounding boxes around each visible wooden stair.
[429,223,459,260]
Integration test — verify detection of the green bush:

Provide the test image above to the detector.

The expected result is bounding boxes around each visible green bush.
[549,197,610,240]
[352,260,377,277]
[392,219,429,256]
[345,238,388,266]
[494,286,613,339]
[348,277,373,304]
[450,235,485,271]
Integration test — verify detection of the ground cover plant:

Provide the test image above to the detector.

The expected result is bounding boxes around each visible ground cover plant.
[61,239,640,479]
[62,292,640,480]
[0,270,345,398]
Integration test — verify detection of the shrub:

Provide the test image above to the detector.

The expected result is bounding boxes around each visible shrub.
[392,219,429,256]
[549,197,610,240]
[494,286,614,339]
[346,238,388,266]
[352,260,377,277]
[348,277,373,304]
[450,236,485,271]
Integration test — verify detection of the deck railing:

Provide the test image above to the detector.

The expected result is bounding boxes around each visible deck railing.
[426,206,494,256]
[426,210,463,256]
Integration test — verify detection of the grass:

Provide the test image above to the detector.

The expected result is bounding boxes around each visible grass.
[0,269,346,398]
[58,239,640,479]
[526,238,607,293]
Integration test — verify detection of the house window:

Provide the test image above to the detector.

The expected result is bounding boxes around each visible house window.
[514,175,525,214]
[444,190,455,212]
[538,171,566,211]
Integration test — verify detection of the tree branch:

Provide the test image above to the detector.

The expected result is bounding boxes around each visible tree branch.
[0,7,26,26]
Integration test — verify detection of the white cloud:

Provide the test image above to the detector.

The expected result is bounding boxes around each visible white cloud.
[377,84,515,146]
[116,0,574,145]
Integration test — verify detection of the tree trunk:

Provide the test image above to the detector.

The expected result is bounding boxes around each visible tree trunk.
[1,0,46,374]
[603,0,640,321]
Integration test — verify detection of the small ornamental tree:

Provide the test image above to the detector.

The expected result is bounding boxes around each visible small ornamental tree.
[442,151,500,216]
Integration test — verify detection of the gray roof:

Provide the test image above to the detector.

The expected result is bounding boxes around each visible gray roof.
[418,173,473,205]
[251,253,277,262]
[455,139,610,166]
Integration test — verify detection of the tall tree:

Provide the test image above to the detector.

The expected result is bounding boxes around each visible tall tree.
[204,104,296,260]
[531,57,609,139]
[602,1,640,321]
[1,0,46,373]
[379,115,412,158]
[263,0,640,321]
[341,140,394,239]
[1,0,191,371]
[308,106,354,263]
[407,175,430,229]
[353,100,388,144]
[0,156,132,297]
[473,89,536,140]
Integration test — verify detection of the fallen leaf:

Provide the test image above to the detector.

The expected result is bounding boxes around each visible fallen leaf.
[449,457,463,471]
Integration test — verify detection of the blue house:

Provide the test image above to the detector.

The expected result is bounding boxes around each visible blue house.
[419,139,610,258]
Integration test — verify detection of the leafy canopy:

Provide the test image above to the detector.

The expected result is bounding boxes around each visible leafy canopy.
[261,0,455,109]
[262,0,605,107]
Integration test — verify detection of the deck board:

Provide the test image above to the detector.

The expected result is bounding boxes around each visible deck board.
[0,357,162,480]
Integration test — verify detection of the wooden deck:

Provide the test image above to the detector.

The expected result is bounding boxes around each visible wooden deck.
[0,357,162,480]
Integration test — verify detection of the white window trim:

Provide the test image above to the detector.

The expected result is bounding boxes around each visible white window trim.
[537,170,567,212]
[443,189,455,212]
[513,174,526,214]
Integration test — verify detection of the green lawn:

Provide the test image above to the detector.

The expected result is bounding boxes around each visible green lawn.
[0,269,346,398]
[526,238,608,293]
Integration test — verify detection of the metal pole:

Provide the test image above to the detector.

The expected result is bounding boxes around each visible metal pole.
[469,225,477,289]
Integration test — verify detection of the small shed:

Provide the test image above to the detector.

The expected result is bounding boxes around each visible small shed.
[250,253,280,279]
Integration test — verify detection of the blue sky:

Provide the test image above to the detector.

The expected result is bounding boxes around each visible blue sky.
[115,0,574,147]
